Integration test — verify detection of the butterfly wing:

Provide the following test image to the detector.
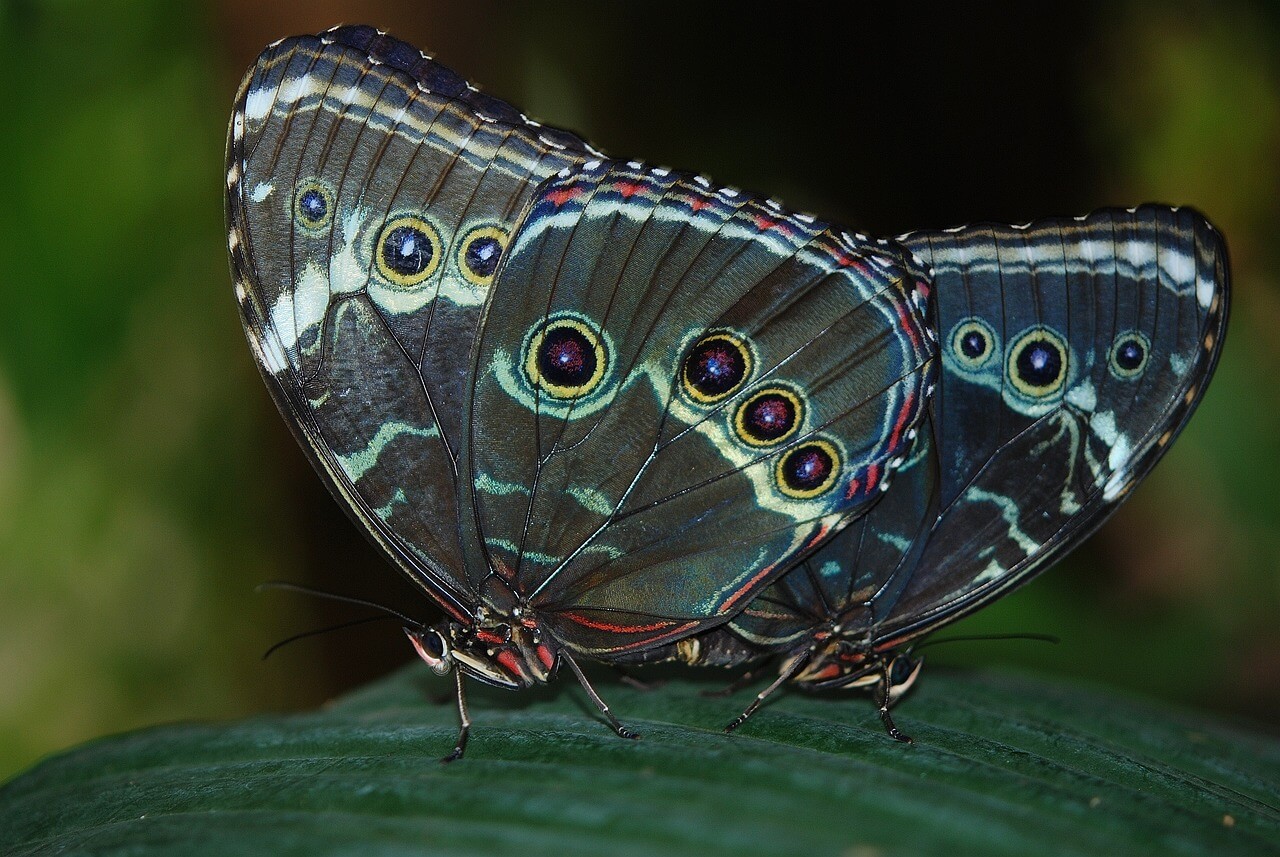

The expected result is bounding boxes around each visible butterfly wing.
[870,205,1229,645]
[226,27,593,617]
[462,161,937,656]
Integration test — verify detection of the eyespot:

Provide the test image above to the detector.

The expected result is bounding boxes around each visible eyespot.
[949,318,997,371]
[776,438,841,499]
[734,386,803,447]
[457,225,508,287]
[1007,326,1068,398]
[523,315,609,400]
[293,180,333,231]
[682,331,753,404]
[376,215,442,287]
[1109,331,1150,379]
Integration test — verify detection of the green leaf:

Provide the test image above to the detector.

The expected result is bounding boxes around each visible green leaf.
[1,665,1275,856]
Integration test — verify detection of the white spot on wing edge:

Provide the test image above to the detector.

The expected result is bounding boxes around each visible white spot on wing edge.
[1102,470,1131,501]
[249,329,289,376]
[244,86,275,121]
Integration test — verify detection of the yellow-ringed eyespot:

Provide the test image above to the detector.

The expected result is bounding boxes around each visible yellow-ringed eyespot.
[1109,330,1150,379]
[375,215,442,287]
[456,225,508,287]
[949,318,997,371]
[682,331,753,404]
[1006,326,1068,398]
[523,315,609,400]
[734,385,804,447]
[776,438,841,499]
[293,179,333,231]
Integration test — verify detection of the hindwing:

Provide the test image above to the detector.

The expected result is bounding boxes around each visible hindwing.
[462,161,938,655]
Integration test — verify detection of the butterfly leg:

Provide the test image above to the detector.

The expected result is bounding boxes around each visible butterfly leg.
[723,668,792,732]
[564,654,640,740]
[876,660,912,744]
[441,669,471,763]
[724,651,812,732]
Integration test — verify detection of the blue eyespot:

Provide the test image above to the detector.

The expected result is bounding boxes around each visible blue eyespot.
[1007,326,1068,399]
[293,180,334,231]
[376,216,441,286]
[1110,331,1150,379]
[735,386,804,447]
[776,438,841,499]
[457,225,508,286]
[1017,340,1061,386]
[948,318,998,373]
[523,316,609,399]
[299,190,326,222]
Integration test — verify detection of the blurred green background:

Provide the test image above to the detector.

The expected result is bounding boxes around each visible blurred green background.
[0,1,1276,781]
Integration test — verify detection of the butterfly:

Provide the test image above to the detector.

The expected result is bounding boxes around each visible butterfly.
[635,206,1230,740]
[225,25,936,760]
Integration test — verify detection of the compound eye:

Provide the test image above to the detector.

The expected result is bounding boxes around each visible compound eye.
[523,316,609,400]
[293,180,333,231]
[376,215,442,287]
[885,654,924,703]
[1109,331,1150,379]
[405,627,451,676]
[682,332,752,403]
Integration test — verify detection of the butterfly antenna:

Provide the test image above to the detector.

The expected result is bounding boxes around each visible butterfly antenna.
[255,580,425,628]
[912,632,1061,652]
[261,614,397,660]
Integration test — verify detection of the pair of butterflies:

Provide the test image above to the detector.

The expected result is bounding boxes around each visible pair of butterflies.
[226,26,1229,760]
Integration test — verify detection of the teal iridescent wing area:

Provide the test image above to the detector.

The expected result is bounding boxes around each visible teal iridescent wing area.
[463,161,937,655]
[874,206,1229,645]
[226,27,593,617]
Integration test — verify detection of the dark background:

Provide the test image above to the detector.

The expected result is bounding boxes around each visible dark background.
[1,1,1276,779]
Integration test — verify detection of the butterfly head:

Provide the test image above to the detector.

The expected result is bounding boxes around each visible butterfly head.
[405,616,560,690]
